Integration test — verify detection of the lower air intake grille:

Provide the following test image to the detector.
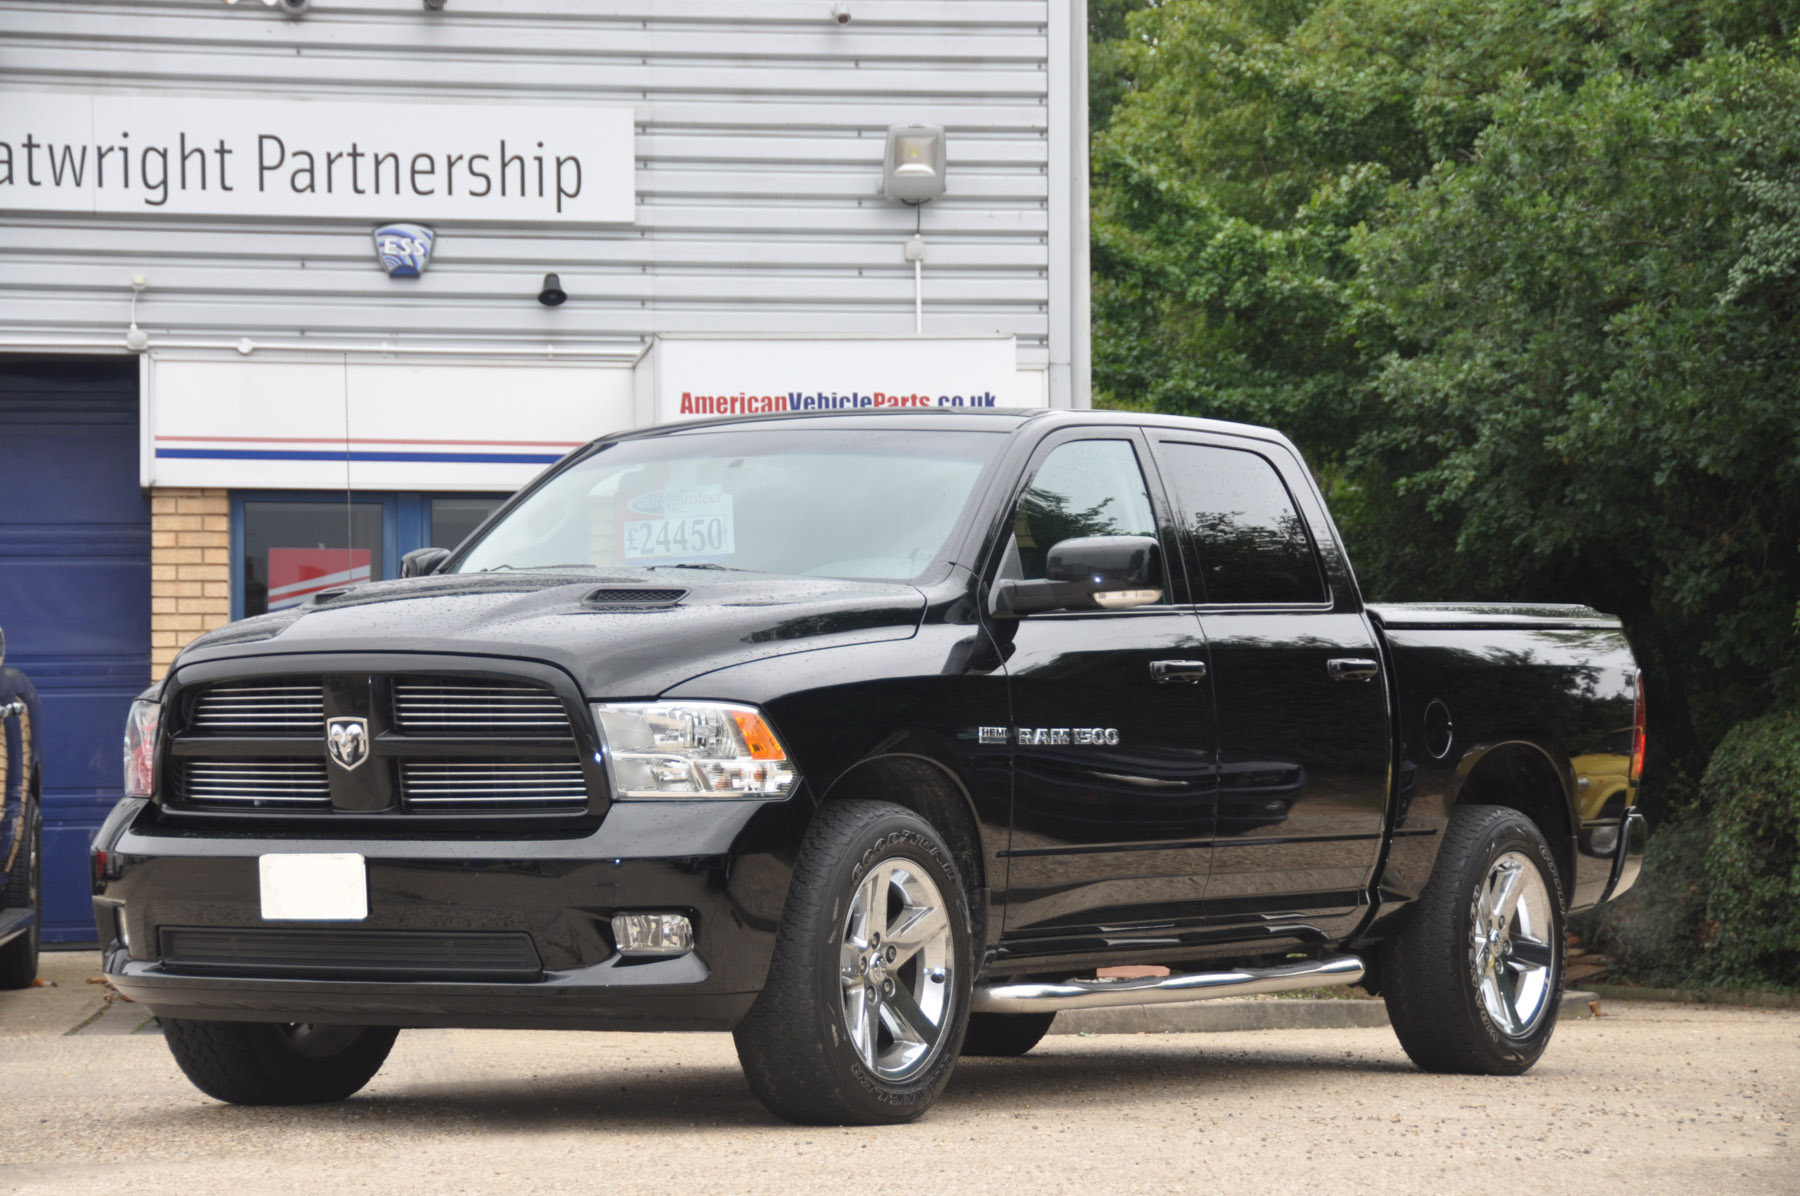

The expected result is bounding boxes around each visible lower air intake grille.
[400,760,589,813]
[158,927,544,980]
[179,760,331,810]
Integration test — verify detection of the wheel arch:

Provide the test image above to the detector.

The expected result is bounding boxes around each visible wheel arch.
[817,746,991,955]
[1445,740,1576,898]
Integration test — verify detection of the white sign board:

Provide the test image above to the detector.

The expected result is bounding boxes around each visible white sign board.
[651,337,1032,423]
[145,356,635,491]
[1,94,634,222]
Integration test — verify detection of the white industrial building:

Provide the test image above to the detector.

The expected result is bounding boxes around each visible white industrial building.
[0,0,1091,939]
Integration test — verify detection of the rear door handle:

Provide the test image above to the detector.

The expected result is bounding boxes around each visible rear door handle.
[1327,658,1380,682]
[1149,659,1208,684]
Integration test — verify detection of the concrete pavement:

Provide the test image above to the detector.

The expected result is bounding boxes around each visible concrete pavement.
[2,953,1793,1196]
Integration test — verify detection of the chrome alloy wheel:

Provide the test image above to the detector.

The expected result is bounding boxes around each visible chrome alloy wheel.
[1469,850,1557,1037]
[838,856,956,1081]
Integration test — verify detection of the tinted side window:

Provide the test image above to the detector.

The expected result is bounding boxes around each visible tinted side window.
[1011,439,1157,581]
[1158,443,1325,604]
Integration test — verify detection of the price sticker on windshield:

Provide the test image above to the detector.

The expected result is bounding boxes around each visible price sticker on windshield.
[621,486,736,563]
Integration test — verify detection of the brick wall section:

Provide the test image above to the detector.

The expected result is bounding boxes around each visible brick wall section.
[150,488,231,676]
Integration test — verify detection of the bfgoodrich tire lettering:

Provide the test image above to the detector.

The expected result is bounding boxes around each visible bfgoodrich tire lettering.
[733,799,972,1125]
[1381,804,1566,1075]
[163,1019,399,1105]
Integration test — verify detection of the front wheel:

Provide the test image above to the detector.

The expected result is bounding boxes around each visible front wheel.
[1380,804,1566,1075]
[734,800,972,1125]
[163,1019,399,1104]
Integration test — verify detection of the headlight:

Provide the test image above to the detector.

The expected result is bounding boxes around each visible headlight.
[123,698,161,798]
[593,701,799,800]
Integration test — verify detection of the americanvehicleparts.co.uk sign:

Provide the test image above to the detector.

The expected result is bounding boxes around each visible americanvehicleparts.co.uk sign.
[0,93,635,222]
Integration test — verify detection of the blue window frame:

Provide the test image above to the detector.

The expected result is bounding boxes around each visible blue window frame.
[230,491,504,620]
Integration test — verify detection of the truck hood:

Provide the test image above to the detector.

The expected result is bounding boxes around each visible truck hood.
[172,570,928,697]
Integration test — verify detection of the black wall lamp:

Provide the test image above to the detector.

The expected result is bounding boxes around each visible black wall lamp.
[537,273,567,306]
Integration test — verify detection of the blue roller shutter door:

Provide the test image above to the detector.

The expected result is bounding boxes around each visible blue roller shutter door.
[0,358,149,942]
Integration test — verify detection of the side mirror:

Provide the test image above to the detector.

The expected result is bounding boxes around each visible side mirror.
[990,535,1165,617]
[401,547,452,578]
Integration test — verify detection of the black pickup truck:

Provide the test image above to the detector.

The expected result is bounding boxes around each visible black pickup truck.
[92,410,1646,1124]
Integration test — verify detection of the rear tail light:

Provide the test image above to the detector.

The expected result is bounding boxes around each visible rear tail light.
[1629,670,1646,783]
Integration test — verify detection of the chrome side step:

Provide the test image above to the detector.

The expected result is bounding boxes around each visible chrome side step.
[970,955,1365,1014]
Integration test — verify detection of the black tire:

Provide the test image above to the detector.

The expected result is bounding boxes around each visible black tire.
[162,1019,399,1105]
[960,1011,1056,1057]
[0,801,41,991]
[734,800,973,1125]
[1381,804,1566,1075]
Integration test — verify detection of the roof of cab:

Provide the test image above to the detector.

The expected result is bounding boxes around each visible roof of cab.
[592,406,1295,450]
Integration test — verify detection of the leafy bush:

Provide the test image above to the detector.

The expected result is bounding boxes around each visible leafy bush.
[1701,708,1800,987]
[1573,817,1712,988]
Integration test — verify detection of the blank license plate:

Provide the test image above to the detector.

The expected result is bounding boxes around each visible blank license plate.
[259,853,368,922]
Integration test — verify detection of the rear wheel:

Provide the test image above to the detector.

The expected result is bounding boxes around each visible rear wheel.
[1381,804,1565,1074]
[734,800,972,1124]
[960,1011,1056,1057]
[162,1019,399,1104]
[0,802,41,990]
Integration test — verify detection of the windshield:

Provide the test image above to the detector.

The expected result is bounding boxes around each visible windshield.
[452,427,1005,581]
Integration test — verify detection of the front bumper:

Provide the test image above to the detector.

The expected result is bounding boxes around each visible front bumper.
[103,949,755,1030]
[92,796,802,1030]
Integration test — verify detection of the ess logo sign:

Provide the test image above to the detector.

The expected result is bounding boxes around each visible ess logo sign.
[374,223,435,278]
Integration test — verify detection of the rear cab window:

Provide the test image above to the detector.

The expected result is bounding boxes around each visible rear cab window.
[1153,442,1327,605]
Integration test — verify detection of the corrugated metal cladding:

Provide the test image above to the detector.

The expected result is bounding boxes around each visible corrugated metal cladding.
[0,0,1084,396]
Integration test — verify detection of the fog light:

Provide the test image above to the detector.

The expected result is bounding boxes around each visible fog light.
[611,912,694,957]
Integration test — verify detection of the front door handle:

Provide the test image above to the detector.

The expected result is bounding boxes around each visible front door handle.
[1150,659,1208,684]
[1327,658,1380,682]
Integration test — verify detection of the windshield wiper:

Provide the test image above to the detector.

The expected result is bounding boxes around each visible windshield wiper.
[645,563,759,572]
[479,563,600,573]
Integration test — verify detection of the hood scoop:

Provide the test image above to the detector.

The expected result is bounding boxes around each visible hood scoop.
[583,587,688,610]
[305,575,584,610]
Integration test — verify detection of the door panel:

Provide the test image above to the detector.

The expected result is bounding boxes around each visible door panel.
[1197,610,1389,919]
[996,434,1218,941]
[1152,437,1389,940]
[1001,610,1218,936]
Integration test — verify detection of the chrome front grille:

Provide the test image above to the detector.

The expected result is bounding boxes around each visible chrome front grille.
[180,760,332,810]
[169,673,595,820]
[400,761,589,813]
[392,681,572,736]
[189,683,323,735]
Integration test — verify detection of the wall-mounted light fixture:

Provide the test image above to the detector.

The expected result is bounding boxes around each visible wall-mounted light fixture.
[882,126,946,333]
[538,273,567,307]
[881,124,947,204]
[125,274,149,353]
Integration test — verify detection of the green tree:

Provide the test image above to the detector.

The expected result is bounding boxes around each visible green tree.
[1089,0,1157,135]
[1092,0,1800,807]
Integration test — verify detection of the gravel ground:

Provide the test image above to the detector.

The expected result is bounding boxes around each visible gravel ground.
[1,953,1794,1196]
